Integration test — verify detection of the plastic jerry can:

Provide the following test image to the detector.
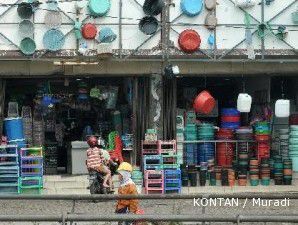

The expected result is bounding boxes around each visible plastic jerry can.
[237,93,252,113]
[275,99,290,118]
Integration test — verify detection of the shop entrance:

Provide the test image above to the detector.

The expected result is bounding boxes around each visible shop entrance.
[4,77,138,175]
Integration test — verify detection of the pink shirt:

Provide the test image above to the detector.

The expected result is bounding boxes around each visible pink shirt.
[86,147,102,171]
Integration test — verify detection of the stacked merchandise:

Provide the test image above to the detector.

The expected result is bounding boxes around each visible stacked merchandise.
[273,156,283,185]
[228,169,235,187]
[33,110,45,146]
[199,162,208,186]
[0,145,20,194]
[176,115,184,165]
[236,127,254,158]
[21,106,33,146]
[221,108,240,130]
[254,122,271,161]
[278,129,289,158]
[164,169,182,193]
[121,134,133,149]
[249,158,259,186]
[283,158,293,185]
[216,128,234,167]
[184,124,197,165]
[132,167,143,193]
[197,123,215,163]
[221,168,229,186]
[20,147,43,194]
[144,170,164,194]
[260,158,271,186]
[44,141,58,175]
[289,125,298,172]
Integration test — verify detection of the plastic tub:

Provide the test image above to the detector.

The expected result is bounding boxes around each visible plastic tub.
[178,29,201,53]
[20,38,36,55]
[193,90,215,114]
[181,0,203,17]
[43,29,65,51]
[143,0,164,16]
[139,16,159,35]
[4,118,24,141]
[17,3,33,19]
[19,20,34,38]
[82,23,97,39]
[88,0,111,17]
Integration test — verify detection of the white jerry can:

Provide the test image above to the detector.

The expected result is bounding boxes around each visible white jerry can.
[275,99,290,118]
[235,0,256,8]
[237,93,252,113]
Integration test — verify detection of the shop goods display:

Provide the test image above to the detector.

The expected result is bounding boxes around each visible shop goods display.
[44,10,62,29]
[178,30,201,54]
[143,0,164,16]
[159,140,176,155]
[221,108,240,130]
[139,16,159,35]
[236,127,254,157]
[82,23,98,39]
[273,156,283,185]
[278,129,289,158]
[290,114,298,125]
[237,93,252,113]
[21,106,33,145]
[235,0,256,8]
[185,143,198,165]
[144,170,164,194]
[19,37,36,55]
[88,0,111,17]
[132,167,143,193]
[44,142,58,175]
[197,123,214,140]
[98,27,117,43]
[17,2,34,19]
[19,20,34,38]
[289,125,298,172]
[142,140,159,155]
[193,90,215,114]
[205,12,217,30]
[260,158,270,186]
[249,159,259,186]
[43,29,65,51]
[20,147,43,193]
[283,158,293,185]
[0,145,20,194]
[254,122,271,161]
[164,169,181,193]
[181,0,203,17]
[275,99,290,118]
[216,129,234,167]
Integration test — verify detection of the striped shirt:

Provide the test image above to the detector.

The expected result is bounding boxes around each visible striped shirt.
[86,147,102,171]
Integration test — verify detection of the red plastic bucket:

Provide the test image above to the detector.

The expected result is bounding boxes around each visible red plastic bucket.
[178,29,201,53]
[221,116,240,123]
[193,90,215,114]
[82,23,97,39]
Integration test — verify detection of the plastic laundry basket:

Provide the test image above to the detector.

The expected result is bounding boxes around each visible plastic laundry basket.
[43,29,65,51]
[20,38,36,55]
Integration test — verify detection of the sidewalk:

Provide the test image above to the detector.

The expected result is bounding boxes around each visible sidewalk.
[42,173,298,195]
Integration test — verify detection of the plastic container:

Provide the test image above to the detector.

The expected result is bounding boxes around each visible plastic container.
[20,38,36,55]
[143,0,164,16]
[139,16,159,35]
[43,29,65,51]
[193,90,215,114]
[237,93,252,113]
[181,0,203,17]
[98,27,117,43]
[82,23,97,39]
[88,0,111,17]
[178,29,201,53]
[4,118,24,141]
[275,99,290,118]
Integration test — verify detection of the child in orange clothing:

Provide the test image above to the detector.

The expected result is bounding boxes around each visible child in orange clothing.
[115,162,139,214]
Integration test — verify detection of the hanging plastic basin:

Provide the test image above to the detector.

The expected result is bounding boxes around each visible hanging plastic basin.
[193,90,215,114]
[98,27,117,43]
[88,0,111,17]
[221,108,240,116]
[20,38,36,55]
[17,3,33,19]
[143,0,164,16]
[139,16,159,35]
[181,0,203,17]
[4,117,24,141]
[82,23,97,39]
[178,29,201,53]
[44,11,62,28]
[43,29,65,51]
[19,20,34,38]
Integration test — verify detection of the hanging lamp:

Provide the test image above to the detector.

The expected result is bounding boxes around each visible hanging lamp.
[275,80,290,118]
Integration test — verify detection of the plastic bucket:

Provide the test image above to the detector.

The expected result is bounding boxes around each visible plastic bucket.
[4,118,24,141]
[98,27,117,43]
[44,11,62,28]
[20,38,36,55]
[193,90,215,114]
[19,20,34,38]
[88,0,111,17]
[181,0,203,17]
[139,16,159,35]
[82,23,97,39]
[43,29,65,51]
[17,3,33,19]
[178,29,201,53]
[143,0,164,16]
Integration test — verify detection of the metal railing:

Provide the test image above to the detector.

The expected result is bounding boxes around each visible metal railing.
[0,193,297,223]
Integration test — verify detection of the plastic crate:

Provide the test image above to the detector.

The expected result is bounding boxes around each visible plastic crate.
[20,147,43,158]
[142,140,160,155]
[21,158,43,167]
[164,169,181,180]
[21,167,43,177]
[20,176,43,190]
[0,166,19,176]
[144,189,164,194]
[143,155,162,170]
[159,140,176,155]
[164,187,181,194]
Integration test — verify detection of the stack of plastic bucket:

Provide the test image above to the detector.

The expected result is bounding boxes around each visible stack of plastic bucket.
[283,158,293,185]
[254,121,271,161]
[221,108,240,130]
[4,117,26,148]
[289,125,298,172]
[260,158,271,186]
[273,155,283,185]
[279,129,289,158]
[216,128,234,167]
[249,158,259,186]
[197,123,214,163]
[236,127,254,158]
[185,124,198,165]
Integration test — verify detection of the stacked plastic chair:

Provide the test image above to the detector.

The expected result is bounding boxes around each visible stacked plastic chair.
[289,125,298,172]
[0,145,20,194]
[254,122,271,161]
[20,147,43,194]
[144,170,164,194]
